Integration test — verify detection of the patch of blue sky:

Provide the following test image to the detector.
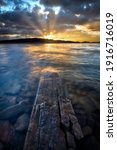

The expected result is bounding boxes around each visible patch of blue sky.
[0,0,40,12]
[0,0,61,15]
[0,1,14,12]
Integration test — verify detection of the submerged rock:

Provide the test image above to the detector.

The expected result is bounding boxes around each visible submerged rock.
[0,121,15,144]
[14,113,30,131]
[0,99,10,111]
[0,100,32,120]
[7,82,21,95]
[9,96,17,105]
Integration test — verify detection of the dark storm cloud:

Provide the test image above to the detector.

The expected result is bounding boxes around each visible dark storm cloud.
[57,11,89,25]
[0,0,100,39]
[40,0,60,6]
[0,0,6,6]
[40,0,99,7]
[0,8,46,36]
[42,0,99,23]
[40,0,100,14]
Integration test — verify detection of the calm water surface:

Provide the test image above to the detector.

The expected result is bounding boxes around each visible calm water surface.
[0,43,100,149]
[0,43,99,97]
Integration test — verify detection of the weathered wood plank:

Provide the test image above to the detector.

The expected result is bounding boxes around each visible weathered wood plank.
[23,104,40,150]
[59,99,83,140]
[38,102,66,150]
[23,72,83,150]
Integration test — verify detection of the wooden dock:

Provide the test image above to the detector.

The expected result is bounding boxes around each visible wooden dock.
[23,72,83,150]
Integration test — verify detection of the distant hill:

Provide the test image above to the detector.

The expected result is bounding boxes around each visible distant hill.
[0,38,77,44]
[0,38,99,44]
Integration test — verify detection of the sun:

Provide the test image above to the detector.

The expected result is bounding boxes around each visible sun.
[43,33,55,40]
[44,35,53,39]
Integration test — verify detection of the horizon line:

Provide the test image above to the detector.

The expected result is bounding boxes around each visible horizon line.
[0,37,100,44]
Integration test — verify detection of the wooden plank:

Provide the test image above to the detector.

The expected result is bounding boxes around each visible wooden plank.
[38,102,66,150]
[59,99,83,140]
[23,72,83,150]
[23,104,40,150]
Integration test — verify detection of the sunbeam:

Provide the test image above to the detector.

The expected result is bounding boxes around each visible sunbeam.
[0,0,100,42]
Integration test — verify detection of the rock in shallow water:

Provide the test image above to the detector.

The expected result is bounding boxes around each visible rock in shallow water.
[7,82,21,95]
[0,100,32,120]
[14,113,30,131]
[0,96,17,110]
[9,96,17,105]
[0,121,15,144]
[0,99,10,111]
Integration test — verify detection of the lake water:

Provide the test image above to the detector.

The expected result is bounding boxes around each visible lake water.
[0,43,100,149]
[0,43,99,96]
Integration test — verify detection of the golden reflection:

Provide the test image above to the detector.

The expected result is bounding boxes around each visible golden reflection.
[31,66,41,76]
[23,43,95,78]
[24,44,72,75]
[25,44,71,61]
[41,67,59,73]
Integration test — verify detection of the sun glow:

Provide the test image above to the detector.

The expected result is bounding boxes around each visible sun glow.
[43,33,55,40]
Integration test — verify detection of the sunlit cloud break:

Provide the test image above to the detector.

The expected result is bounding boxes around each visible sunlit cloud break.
[0,0,100,42]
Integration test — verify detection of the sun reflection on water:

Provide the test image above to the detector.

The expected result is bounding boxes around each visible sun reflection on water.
[23,43,99,81]
[24,44,71,61]
[24,44,72,76]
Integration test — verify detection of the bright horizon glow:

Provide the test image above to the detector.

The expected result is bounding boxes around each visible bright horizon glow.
[43,34,55,40]
[41,26,100,42]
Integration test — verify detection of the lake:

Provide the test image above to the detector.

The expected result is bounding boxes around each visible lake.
[0,43,100,149]
[0,43,99,95]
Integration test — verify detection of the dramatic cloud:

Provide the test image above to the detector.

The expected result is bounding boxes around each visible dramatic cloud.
[0,0,100,42]
[0,0,6,6]
[40,0,100,15]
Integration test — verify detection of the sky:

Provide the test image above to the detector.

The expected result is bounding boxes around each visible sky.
[0,0,100,42]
